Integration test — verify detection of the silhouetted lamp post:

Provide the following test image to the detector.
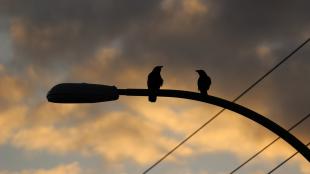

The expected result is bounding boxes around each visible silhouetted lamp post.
[47,83,310,162]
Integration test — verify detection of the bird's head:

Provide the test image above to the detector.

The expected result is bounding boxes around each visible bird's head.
[153,66,163,72]
[196,69,206,76]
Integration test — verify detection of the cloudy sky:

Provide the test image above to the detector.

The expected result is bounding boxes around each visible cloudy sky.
[0,0,310,173]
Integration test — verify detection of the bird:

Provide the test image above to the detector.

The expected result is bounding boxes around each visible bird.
[147,66,163,102]
[196,70,211,95]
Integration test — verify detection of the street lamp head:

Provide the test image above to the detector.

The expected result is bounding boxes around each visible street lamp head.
[47,83,119,103]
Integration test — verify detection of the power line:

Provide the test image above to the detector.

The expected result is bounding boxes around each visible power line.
[230,113,310,173]
[268,142,310,174]
[142,38,310,174]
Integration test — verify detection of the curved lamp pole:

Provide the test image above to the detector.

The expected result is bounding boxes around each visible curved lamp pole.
[47,83,310,162]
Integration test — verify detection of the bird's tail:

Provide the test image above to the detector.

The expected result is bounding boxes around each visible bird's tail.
[148,90,157,102]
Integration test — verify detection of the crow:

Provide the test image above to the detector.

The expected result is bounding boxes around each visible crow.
[147,66,163,102]
[196,70,211,95]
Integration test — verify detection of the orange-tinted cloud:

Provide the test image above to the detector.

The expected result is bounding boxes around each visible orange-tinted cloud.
[0,162,81,174]
[11,110,191,164]
[0,74,27,103]
[0,106,27,144]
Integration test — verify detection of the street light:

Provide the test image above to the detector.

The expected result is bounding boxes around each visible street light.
[47,83,119,103]
[47,83,310,162]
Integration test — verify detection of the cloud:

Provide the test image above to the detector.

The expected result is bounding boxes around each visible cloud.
[0,0,309,173]
[29,103,81,125]
[11,110,191,165]
[3,0,160,68]
[126,99,298,160]
[0,74,27,103]
[3,0,310,73]
[0,162,81,174]
[0,64,5,72]
[5,65,308,168]
[0,105,27,144]
[300,160,310,174]
[161,0,208,28]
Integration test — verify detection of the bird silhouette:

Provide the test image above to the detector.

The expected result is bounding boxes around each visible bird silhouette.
[147,66,163,102]
[196,70,211,95]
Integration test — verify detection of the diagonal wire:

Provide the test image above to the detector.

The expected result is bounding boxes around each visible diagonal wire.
[268,142,310,174]
[142,38,310,174]
[230,113,310,173]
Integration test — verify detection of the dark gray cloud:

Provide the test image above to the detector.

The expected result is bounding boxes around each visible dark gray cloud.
[1,0,159,67]
[118,0,310,94]
[122,0,310,58]
[2,0,309,69]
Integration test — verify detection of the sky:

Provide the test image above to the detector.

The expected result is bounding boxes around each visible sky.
[0,0,310,174]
